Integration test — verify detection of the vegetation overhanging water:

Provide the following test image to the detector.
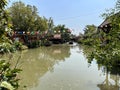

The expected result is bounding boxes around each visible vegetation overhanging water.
[1,44,120,90]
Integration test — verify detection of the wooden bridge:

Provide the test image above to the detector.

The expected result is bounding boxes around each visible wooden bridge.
[10,31,77,46]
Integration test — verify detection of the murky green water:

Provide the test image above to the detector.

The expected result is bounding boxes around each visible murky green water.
[1,44,120,90]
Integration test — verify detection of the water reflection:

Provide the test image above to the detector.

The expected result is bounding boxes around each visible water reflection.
[80,45,120,90]
[97,72,120,90]
[1,44,120,90]
[13,45,70,89]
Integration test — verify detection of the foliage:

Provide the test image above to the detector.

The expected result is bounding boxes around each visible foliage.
[48,17,54,30]
[27,40,41,48]
[0,42,15,53]
[0,0,16,53]
[44,40,52,46]
[116,0,120,13]
[53,24,71,42]
[13,41,22,50]
[8,1,48,32]
[0,1,22,90]
[0,60,22,90]
[78,24,97,45]
[53,24,69,34]
[0,35,16,53]
[0,0,7,9]
[0,36,23,53]
[0,0,11,37]
[82,0,120,74]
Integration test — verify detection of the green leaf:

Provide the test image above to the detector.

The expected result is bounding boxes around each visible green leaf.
[0,81,15,90]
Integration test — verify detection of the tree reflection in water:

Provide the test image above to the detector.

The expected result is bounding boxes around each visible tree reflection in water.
[1,44,120,90]
[1,45,71,90]
[80,45,120,90]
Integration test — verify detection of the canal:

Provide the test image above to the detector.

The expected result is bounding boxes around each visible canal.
[1,44,120,90]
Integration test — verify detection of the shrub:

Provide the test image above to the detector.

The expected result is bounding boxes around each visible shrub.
[0,60,22,90]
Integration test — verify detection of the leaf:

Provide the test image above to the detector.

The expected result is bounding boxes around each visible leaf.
[11,69,22,73]
[0,81,15,90]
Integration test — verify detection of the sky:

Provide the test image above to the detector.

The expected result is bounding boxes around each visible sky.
[8,0,117,35]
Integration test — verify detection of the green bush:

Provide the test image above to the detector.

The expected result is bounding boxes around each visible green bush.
[0,42,16,53]
[14,41,22,50]
[0,60,22,90]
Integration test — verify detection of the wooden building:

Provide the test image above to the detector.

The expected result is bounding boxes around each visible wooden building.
[98,18,111,33]
[97,12,120,46]
[98,12,120,33]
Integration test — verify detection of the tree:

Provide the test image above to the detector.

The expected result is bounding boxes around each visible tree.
[84,24,97,37]
[0,0,15,53]
[0,0,10,37]
[86,0,120,70]
[0,0,7,10]
[8,1,48,32]
[78,24,97,45]
[48,17,54,30]
[53,24,71,42]
[0,1,21,90]
[115,0,120,12]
